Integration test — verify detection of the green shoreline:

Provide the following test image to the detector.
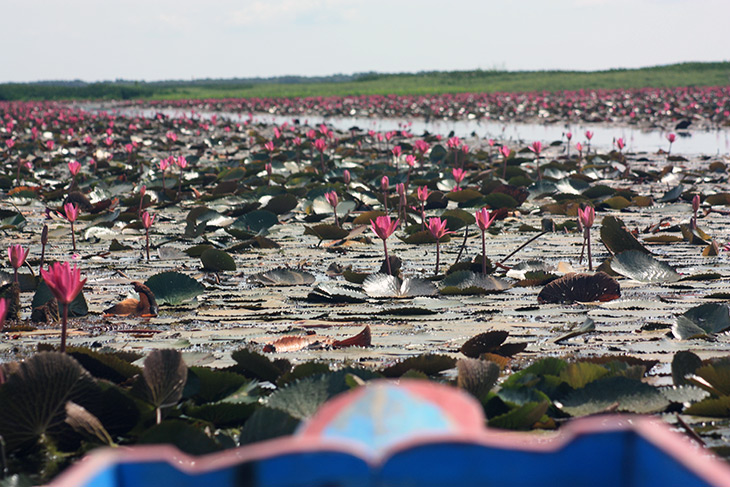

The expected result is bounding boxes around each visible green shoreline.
[1,61,729,101]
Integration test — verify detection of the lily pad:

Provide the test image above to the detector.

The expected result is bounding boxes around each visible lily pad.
[262,193,298,214]
[600,216,649,255]
[362,273,438,298]
[537,272,620,304]
[559,376,669,416]
[32,281,88,317]
[145,271,205,305]
[610,250,681,283]
[381,354,456,377]
[440,271,511,295]
[304,224,349,241]
[226,210,278,238]
[200,248,237,272]
[460,331,508,358]
[675,303,730,339]
[249,268,315,286]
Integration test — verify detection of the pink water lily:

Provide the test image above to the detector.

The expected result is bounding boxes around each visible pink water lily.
[452,168,466,190]
[142,211,155,261]
[475,208,497,275]
[427,217,455,276]
[41,262,87,353]
[325,191,340,227]
[667,132,676,156]
[370,215,399,275]
[578,206,596,270]
[8,244,29,283]
[64,202,79,251]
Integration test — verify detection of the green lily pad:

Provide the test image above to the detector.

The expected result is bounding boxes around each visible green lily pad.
[263,193,298,214]
[145,271,205,305]
[32,281,88,317]
[249,268,315,286]
[559,376,669,416]
[600,216,649,255]
[226,210,278,238]
[610,250,681,283]
[381,354,456,378]
[200,248,236,272]
[362,273,438,298]
[304,224,349,241]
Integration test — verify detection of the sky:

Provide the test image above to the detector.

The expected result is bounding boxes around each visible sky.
[4,0,730,83]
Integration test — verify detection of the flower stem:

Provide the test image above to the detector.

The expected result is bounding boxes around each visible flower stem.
[586,230,593,271]
[383,240,392,275]
[481,230,487,276]
[145,228,150,261]
[70,222,76,252]
[61,303,68,353]
[434,240,440,276]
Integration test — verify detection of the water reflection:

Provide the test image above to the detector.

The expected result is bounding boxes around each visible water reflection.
[87,105,730,156]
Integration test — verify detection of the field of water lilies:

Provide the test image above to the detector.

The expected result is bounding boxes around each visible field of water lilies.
[2,86,730,482]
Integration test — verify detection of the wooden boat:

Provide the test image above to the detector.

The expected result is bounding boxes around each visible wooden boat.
[50,380,730,487]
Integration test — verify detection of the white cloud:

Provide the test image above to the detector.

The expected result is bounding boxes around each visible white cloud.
[228,0,360,26]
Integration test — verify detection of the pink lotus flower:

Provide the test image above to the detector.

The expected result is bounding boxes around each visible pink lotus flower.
[405,154,416,167]
[529,141,543,181]
[667,133,676,143]
[325,190,339,226]
[616,138,625,151]
[41,262,87,352]
[314,138,327,152]
[578,206,596,271]
[446,136,462,150]
[5,139,14,149]
[8,244,29,283]
[427,217,455,276]
[176,156,188,169]
[343,169,351,186]
[370,215,399,275]
[452,168,466,190]
[392,145,402,158]
[46,140,54,151]
[566,132,572,141]
[264,141,275,152]
[68,160,81,176]
[475,207,497,275]
[141,211,155,261]
[64,202,79,251]
[691,194,701,228]
[64,202,79,223]
[414,140,430,155]
[166,131,177,142]
[585,130,594,141]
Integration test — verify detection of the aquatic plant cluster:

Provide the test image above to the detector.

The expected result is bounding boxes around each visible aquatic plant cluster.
[1,92,730,483]
[128,84,730,128]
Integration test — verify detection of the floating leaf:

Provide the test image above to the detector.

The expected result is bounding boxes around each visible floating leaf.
[186,366,252,404]
[445,189,483,203]
[304,224,349,241]
[306,283,367,303]
[249,268,315,286]
[672,351,703,386]
[684,396,730,417]
[659,386,709,404]
[537,272,620,304]
[600,216,649,255]
[230,348,286,382]
[0,352,101,451]
[263,193,298,214]
[352,210,386,225]
[200,248,237,272]
[362,273,438,298]
[145,271,205,305]
[677,303,730,337]
[687,361,730,396]
[440,271,511,295]
[68,348,142,384]
[381,354,456,378]
[657,184,684,203]
[32,281,88,317]
[672,316,711,340]
[239,407,300,445]
[554,317,596,343]
[489,401,550,431]
[457,358,500,400]
[460,330,508,358]
[226,210,278,238]
[610,250,681,283]
[558,362,609,389]
[559,376,669,416]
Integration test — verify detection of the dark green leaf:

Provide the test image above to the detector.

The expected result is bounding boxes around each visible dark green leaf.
[145,271,205,305]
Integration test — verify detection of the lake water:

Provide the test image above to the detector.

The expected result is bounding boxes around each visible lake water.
[83,104,730,156]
